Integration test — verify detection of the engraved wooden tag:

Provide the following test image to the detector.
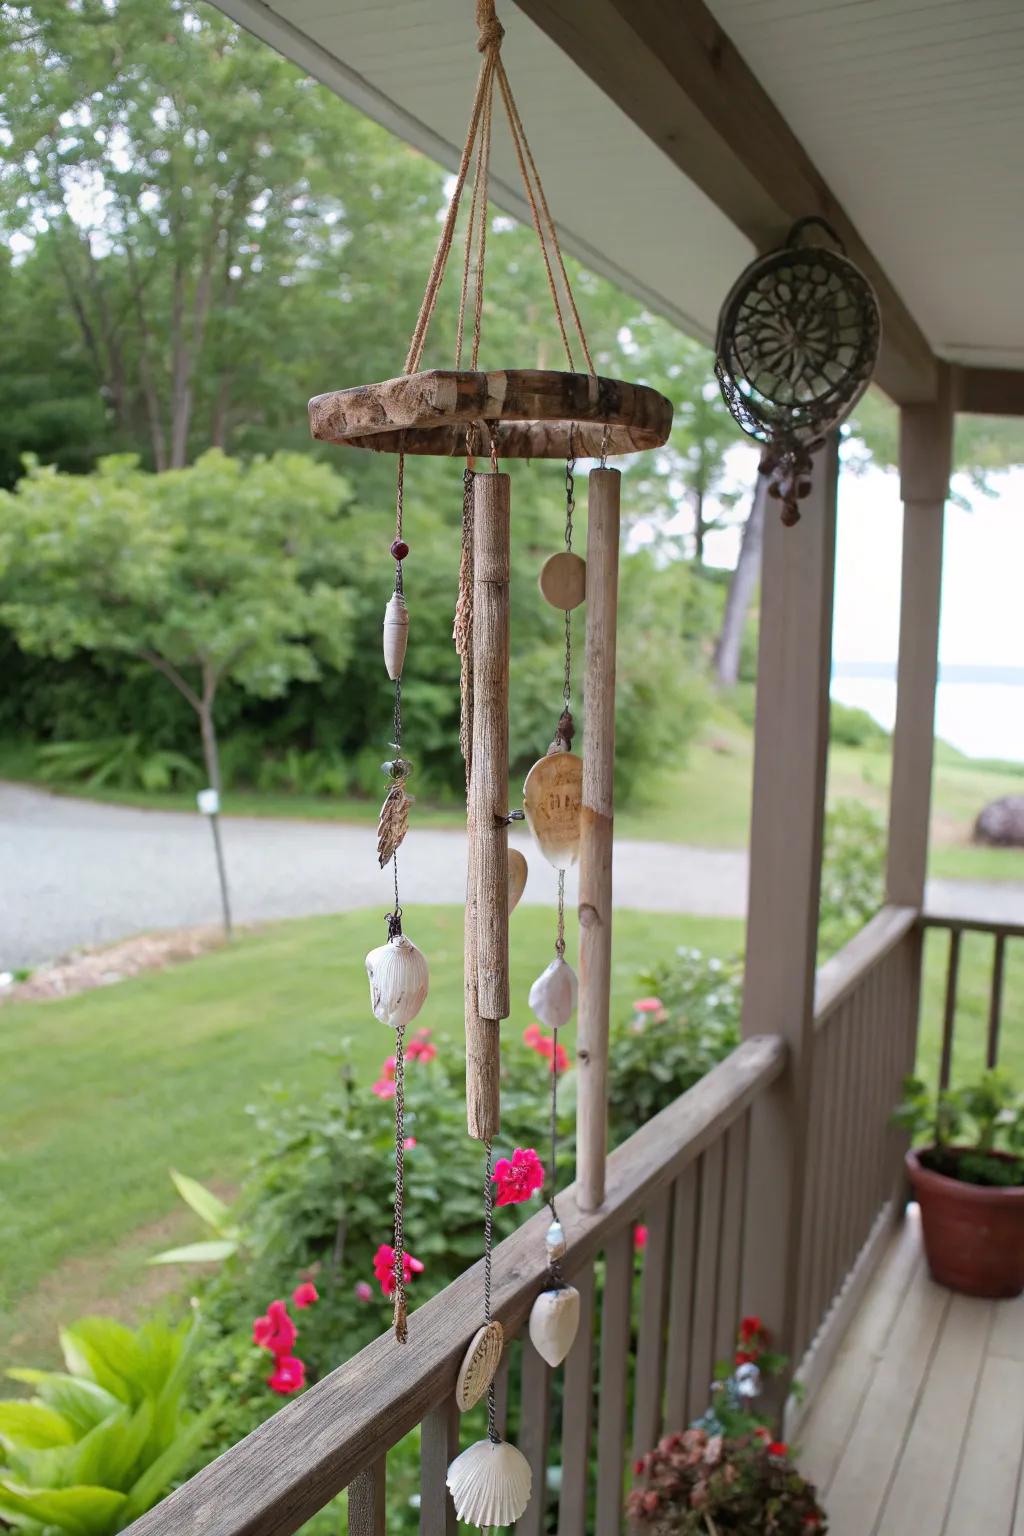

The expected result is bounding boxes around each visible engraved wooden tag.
[538,550,586,611]
[455,1320,504,1412]
[523,752,583,870]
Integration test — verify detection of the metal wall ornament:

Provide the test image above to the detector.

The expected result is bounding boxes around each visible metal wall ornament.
[714,216,881,525]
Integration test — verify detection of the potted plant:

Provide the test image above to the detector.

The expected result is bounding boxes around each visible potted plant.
[896,1070,1024,1298]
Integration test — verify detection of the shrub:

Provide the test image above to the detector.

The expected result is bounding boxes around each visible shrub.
[818,799,885,960]
[829,700,889,749]
[626,1429,827,1533]
[0,1316,209,1535]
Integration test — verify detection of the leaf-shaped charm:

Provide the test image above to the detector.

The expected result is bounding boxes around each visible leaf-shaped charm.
[377,782,413,868]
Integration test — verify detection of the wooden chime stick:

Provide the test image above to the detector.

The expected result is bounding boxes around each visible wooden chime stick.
[577,467,621,1211]
[466,470,511,1138]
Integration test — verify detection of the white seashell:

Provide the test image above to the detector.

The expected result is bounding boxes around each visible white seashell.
[528,956,577,1030]
[454,1320,503,1412]
[528,1284,580,1368]
[383,591,409,680]
[544,1219,566,1263]
[507,848,528,913]
[446,1438,532,1528]
[365,933,429,1028]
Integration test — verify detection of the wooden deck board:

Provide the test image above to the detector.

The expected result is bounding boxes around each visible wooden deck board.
[800,1212,1024,1536]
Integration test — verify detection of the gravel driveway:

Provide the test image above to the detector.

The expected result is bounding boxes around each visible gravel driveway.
[3,782,1008,971]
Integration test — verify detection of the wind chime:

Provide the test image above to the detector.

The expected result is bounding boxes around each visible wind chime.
[714,216,881,525]
[309,1,671,1525]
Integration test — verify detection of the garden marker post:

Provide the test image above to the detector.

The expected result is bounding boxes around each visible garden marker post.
[577,466,620,1211]
[887,362,954,909]
[739,434,839,1401]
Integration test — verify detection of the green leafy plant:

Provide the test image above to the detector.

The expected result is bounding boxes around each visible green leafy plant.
[149,1171,242,1266]
[37,736,201,793]
[895,1070,1024,1187]
[0,1316,209,1535]
[818,799,885,961]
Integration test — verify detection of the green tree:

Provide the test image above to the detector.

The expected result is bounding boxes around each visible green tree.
[0,450,353,927]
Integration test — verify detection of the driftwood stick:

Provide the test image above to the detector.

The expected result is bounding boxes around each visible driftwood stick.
[465,471,510,1138]
[577,467,620,1211]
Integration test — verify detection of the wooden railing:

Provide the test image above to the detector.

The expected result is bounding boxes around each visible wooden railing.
[790,906,922,1398]
[922,888,1024,1089]
[129,1036,785,1536]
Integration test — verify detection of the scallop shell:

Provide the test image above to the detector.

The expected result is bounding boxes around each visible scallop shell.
[523,751,582,870]
[446,1438,532,1528]
[364,933,429,1028]
[383,591,409,680]
[507,848,528,913]
[528,956,577,1030]
[528,1284,580,1368]
[454,1320,503,1412]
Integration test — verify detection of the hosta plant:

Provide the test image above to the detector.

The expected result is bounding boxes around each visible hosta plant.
[0,1315,210,1534]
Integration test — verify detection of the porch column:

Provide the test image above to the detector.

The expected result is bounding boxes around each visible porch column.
[739,433,839,1368]
[886,365,954,908]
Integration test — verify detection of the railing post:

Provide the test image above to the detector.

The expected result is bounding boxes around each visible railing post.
[886,364,954,909]
[739,434,839,1379]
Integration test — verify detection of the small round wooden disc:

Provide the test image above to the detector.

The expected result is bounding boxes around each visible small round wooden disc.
[539,551,586,611]
[507,848,528,913]
[523,752,583,870]
[455,1320,504,1412]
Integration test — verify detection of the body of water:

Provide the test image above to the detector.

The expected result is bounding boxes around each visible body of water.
[831,664,1024,765]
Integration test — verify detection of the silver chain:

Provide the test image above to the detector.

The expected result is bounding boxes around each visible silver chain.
[392,1020,407,1341]
[483,1139,499,1442]
[563,430,575,713]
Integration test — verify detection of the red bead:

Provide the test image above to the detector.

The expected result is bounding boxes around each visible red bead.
[391,538,409,560]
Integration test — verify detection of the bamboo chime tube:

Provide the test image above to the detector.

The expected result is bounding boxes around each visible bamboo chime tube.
[465,470,511,1139]
[577,467,621,1210]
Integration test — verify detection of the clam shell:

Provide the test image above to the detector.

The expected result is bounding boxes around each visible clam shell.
[455,1320,503,1413]
[528,956,577,1030]
[528,1285,580,1368]
[383,591,409,680]
[523,751,582,870]
[446,1438,532,1528]
[364,933,429,1028]
[507,848,528,913]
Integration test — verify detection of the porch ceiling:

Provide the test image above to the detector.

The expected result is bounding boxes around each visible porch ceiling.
[213,0,1024,404]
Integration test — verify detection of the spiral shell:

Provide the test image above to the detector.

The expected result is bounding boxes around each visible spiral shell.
[383,591,409,680]
[528,1284,580,1368]
[364,933,429,1028]
[528,956,577,1030]
[454,1320,503,1412]
[446,1438,532,1528]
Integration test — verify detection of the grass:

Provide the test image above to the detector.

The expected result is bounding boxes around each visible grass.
[5,713,1022,884]
[3,902,1016,1370]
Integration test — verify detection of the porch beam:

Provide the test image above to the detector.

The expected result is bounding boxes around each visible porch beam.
[738,434,839,1369]
[953,364,1024,417]
[886,366,954,908]
[514,0,937,406]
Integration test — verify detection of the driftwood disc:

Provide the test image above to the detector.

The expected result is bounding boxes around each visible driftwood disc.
[539,551,586,611]
[507,848,528,913]
[523,752,583,870]
[308,368,673,460]
[455,1320,504,1412]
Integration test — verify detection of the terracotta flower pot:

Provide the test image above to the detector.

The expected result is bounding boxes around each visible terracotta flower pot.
[906,1147,1024,1299]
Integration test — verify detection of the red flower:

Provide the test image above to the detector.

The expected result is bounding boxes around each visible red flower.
[252,1300,297,1357]
[372,1243,424,1296]
[523,1026,570,1073]
[633,1458,645,1476]
[492,1148,545,1206]
[404,1136,417,1149]
[267,1355,306,1394]
[371,1055,397,1099]
[633,997,664,1014]
[406,1028,437,1062]
[523,1023,543,1049]
[755,1427,771,1443]
[739,1314,763,1340]
[735,1348,756,1365]
[292,1281,319,1310]
[634,1224,649,1252]
[642,1491,660,1514]
[767,1441,789,1459]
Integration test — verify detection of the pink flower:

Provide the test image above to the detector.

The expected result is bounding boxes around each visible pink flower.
[267,1355,306,1394]
[371,1055,397,1098]
[523,1023,543,1049]
[634,1224,648,1252]
[292,1281,319,1310]
[252,1300,297,1357]
[354,1280,373,1303]
[372,1243,425,1297]
[633,997,664,1013]
[404,1136,417,1149]
[406,1028,437,1063]
[492,1147,545,1206]
[524,1026,570,1073]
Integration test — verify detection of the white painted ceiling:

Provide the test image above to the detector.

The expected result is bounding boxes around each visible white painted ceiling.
[215,0,1024,371]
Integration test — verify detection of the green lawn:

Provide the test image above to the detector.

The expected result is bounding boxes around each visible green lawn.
[3,903,1015,1371]
[6,715,1022,883]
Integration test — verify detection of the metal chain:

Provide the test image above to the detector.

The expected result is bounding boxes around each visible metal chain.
[483,1139,499,1442]
[392,1021,408,1342]
[562,429,575,713]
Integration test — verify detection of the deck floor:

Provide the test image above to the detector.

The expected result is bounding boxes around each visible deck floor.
[800,1208,1024,1536]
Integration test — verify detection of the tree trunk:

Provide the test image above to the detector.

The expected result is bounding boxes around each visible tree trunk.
[714,470,768,688]
[693,489,705,565]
